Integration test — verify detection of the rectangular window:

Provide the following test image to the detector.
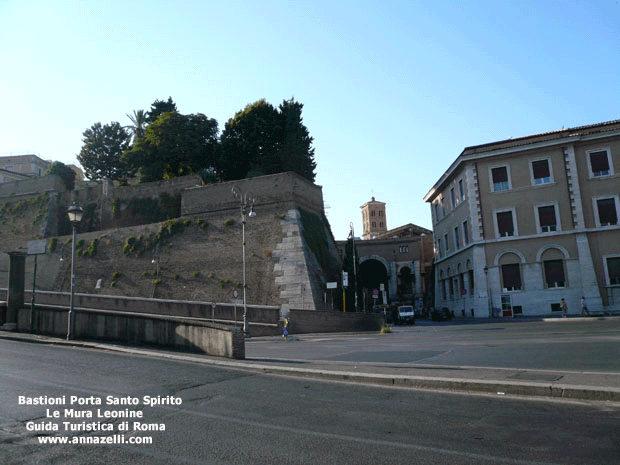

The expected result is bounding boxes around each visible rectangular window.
[462,220,469,244]
[458,179,465,201]
[437,239,442,258]
[532,159,551,185]
[597,198,618,226]
[501,263,522,291]
[497,211,515,237]
[450,188,456,208]
[444,233,449,253]
[454,226,460,249]
[590,150,611,177]
[491,167,509,191]
[607,257,620,285]
[434,203,440,222]
[538,205,557,232]
[544,260,566,288]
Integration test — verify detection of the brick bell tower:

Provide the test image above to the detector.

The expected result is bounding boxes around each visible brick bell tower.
[360,197,387,240]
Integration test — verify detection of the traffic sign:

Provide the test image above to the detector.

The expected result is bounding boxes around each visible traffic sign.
[28,240,47,255]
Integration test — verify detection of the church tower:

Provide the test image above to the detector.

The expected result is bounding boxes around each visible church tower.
[361,197,387,240]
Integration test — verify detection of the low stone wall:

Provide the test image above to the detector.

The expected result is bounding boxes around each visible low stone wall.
[2,289,386,340]
[21,290,281,337]
[288,309,385,334]
[16,304,245,359]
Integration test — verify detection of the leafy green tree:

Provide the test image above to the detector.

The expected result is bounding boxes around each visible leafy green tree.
[122,112,219,183]
[146,97,178,123]
[219,99,281,180]
[77,122,131,181]
[46,161,76,190]
[277,98,316,182]
[219,98,316,181]
[126,109,147,144]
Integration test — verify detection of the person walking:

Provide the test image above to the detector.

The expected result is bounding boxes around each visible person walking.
[581,296,590,316]
[561,298,568,318]
[282,317,289,340]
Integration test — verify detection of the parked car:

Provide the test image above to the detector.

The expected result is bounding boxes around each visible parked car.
[430,307,453,322]
[396,305,416,325]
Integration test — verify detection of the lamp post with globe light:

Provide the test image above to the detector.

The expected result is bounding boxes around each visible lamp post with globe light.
[66,203,83,340]
[232,186,256,337]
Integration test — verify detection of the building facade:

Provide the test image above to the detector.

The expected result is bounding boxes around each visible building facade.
[337,198,433,310]
[0,154,51,183]
[424,120,620,317]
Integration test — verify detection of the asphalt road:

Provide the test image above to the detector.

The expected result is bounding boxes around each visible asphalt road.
[1,336,619,465]
[247,318,620,372]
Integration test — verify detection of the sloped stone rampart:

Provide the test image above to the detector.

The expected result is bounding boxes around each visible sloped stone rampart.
[1,172,340,311]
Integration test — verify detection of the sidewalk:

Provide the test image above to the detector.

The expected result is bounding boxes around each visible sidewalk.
[1,328,619,403]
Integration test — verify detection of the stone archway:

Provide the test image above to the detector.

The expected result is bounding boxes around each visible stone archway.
[397,266,414,300]
[359,257,389,310]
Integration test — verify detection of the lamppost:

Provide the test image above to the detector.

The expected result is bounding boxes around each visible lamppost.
[484,266,492,318]
[349,222,358,312]
[232,186,256,337]
[66,203,83,340]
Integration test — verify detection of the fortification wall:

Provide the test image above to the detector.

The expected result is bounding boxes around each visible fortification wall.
[1,172,339,312]
[182,172,325,217]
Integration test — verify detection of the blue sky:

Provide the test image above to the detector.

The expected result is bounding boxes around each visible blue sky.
[1,0,619,240]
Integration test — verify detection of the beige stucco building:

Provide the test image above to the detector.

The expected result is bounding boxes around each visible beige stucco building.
[424,119,620,317]
[0,154,51,183]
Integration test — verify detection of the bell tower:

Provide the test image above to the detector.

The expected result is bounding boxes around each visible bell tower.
[361,197,387,240]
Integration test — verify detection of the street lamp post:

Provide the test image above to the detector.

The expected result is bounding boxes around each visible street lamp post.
[66,203,83,340]
[232,186,256,337]
[349,222,358,312]
[484,266,492,318]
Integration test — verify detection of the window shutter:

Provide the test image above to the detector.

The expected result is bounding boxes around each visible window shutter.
[532,160,550,179]
[492,167,508,183]
[590,151,610,173]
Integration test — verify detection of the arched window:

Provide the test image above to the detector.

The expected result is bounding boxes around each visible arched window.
[541,248,567,288]
[498,252,523,291]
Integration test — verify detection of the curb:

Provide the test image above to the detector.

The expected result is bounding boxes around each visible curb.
[2,331,619,403]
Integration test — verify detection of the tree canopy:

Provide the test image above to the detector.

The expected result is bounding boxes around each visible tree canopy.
[77,97,317,185]
[146,97,177,124]
[46,161,76,190]
[77,122,131,181]
[219,98,316,181]
[122,111,219,183]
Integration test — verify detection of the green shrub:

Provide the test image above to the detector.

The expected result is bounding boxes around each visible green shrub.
[224,219,234,227]
[86,238,98,257]
[193,271,200,278]
[112,271,122,280]
[123,236,138,255]
[173,274,179,280]
[48,238,57,253]
[153,278,162,285]
[110,281,117,287]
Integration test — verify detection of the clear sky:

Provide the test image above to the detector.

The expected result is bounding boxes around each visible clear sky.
[2,0,619,240]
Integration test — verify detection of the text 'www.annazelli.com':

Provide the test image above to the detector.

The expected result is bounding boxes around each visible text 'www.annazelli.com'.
[37,435,153,445]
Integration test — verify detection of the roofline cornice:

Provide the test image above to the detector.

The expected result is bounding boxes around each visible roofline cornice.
[424,126,620,203]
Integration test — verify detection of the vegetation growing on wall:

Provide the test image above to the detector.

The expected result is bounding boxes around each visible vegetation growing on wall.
[298,208,340,280]
[122,219,187,257]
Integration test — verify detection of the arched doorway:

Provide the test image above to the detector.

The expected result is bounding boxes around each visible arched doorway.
[397,266,414,300]
[359,258,389,310]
